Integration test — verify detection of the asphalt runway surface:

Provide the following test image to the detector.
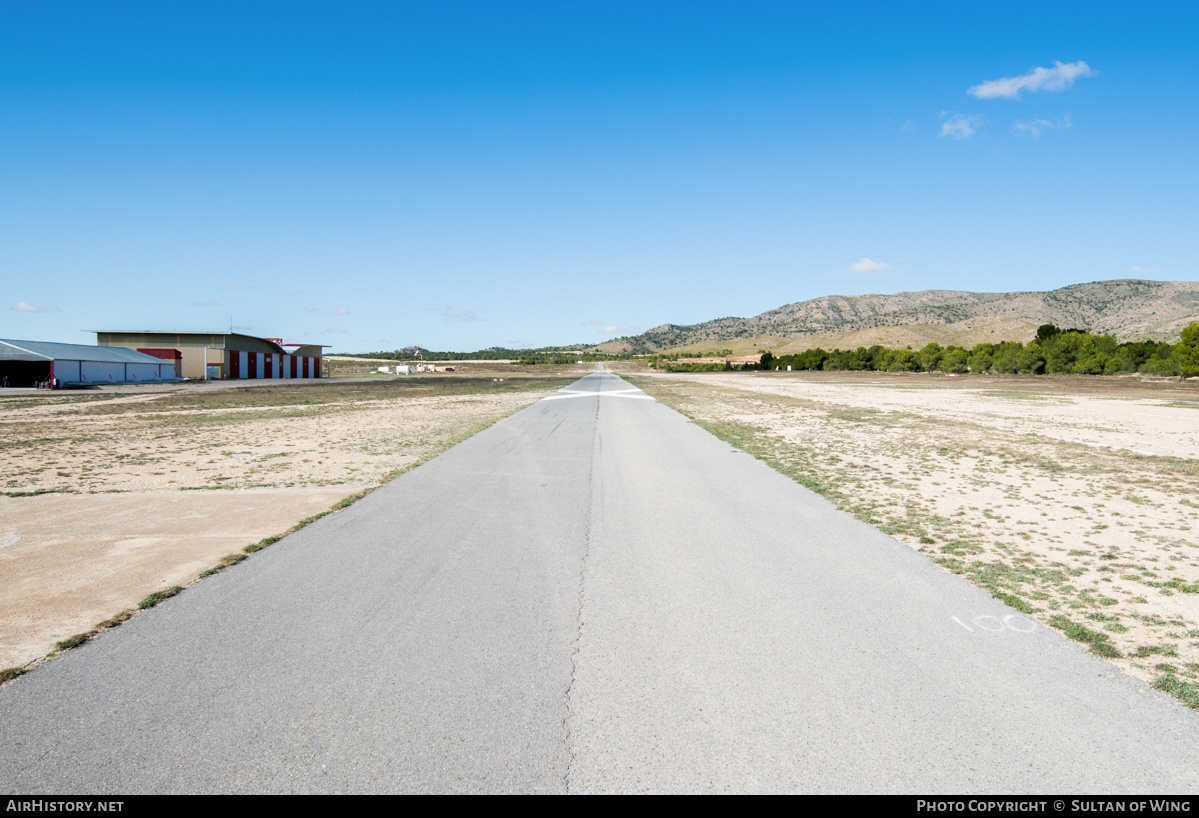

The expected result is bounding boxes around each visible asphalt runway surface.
[2,367,1198,793]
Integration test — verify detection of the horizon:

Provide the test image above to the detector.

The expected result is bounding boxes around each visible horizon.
[6,275,1195,355]
[3,2,1197,353]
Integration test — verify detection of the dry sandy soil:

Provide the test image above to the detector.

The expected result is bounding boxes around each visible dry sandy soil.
[624,368,1199,699]
[0,373,575,672]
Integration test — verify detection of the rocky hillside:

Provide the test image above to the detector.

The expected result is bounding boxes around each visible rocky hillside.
[600,280,1199,353]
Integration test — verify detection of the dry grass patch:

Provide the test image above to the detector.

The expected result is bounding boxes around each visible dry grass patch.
[0,376,572,495]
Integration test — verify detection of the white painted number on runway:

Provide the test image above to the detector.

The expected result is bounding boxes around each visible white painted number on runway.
[952,615,1037,633]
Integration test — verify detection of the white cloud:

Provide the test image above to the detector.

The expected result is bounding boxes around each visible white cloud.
[939,114,981,139]
[327,307,349,315]
[327,326,348,333]
[848,258,891,275]
[1014,113,1072,137]
[598,324,640,335]
[1130,266,1159,274]
[969,61,1096,100]
[12,301,49,313]
[219,283,238,290]
[899,120,916,132]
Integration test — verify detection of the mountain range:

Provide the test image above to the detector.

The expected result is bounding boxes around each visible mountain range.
[596,279,1199,355]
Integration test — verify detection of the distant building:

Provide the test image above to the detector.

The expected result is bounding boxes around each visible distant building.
[0,339,180,388]
[94,331,328,380]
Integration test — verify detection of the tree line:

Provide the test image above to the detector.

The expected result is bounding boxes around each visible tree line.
[651,323,1199,378]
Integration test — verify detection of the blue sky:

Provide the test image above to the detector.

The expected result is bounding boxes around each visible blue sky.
[3,1,1196,352]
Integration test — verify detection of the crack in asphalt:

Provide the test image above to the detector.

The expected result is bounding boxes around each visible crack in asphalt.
[562,378,601,793]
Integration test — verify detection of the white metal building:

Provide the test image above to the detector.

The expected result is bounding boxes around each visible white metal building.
[0,339,181,388]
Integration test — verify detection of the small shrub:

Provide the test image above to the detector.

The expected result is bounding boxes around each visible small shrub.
[1049,614,1122,658]
[993,591,1035,614]
[98,610,134,629]
[244,536,279,554]
[138,586,182,610]
[200,553,247,577]
[1135,644,1179,658]
[1153,674,1199,711]
[55,633,90,651]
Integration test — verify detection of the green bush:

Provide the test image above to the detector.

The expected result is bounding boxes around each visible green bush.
[138,586,183,610]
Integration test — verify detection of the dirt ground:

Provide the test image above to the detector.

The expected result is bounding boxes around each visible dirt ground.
[625,369,1199,697]
[0,373,575,672]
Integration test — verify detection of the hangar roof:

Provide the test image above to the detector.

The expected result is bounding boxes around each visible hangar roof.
[91,332,329,355]
[0,339,168,364]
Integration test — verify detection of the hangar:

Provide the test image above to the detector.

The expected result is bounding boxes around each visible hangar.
[0,339,181,388]
[94,331,327,380]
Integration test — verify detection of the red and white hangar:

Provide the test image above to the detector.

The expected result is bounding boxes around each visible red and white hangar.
[95,331,328,381]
